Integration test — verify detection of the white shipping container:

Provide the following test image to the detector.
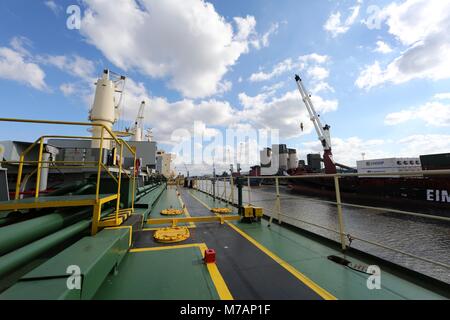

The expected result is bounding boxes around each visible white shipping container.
[357,158,422,177]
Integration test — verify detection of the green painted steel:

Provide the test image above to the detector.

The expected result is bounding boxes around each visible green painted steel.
[0,209,91,256]
[144,186,191,228]
[100,177,135,208]
[0,219,91,280]
[235,220,448,300]
[0,228,130,300]
[137,184,166,220]
[0,207,114,281]
[94,247,220,300]
[0,278,81,300]
[45,181,88,196]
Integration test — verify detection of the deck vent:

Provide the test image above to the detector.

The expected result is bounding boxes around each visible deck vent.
[328,255,372,275]
[327,255,351,266]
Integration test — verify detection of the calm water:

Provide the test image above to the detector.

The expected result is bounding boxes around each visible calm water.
[203,181,450,284]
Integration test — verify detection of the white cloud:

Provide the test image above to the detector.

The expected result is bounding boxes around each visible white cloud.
[116,78,237,143]
[356,0,450,90]
[41,55,96,80]
[324,0,362,38]
[249,58,295,82]
[374,40,393,54]
[60,83,76,96]
[0,38,47,90]
[45,1,62,15]
[302,136,386,166]
[36,54,98,102]
[397,134,450,156]
[384,101,450,127]
[80,0,271,98]
[433,93,450,101]
[248,54,332,93]
[307,66,329,81]
[259,22,281,48]
[238,89,338,139]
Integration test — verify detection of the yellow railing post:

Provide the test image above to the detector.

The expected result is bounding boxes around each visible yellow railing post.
[334,176,347,250]
[15,155,24,200]
[91,204,101,236]
[131,146,136,212]
[115,142,123,225]
[247,176,252,206]
[229,177,235,205]
[92,127,105,235]
[223,178,227,203]
[95,127,104,203]
[269,177,281,226]
[35,137,44,198]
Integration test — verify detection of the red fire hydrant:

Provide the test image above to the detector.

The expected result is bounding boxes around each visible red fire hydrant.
[204,249,216,264]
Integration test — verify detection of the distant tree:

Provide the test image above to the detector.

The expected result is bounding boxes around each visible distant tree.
[221,171,229,177]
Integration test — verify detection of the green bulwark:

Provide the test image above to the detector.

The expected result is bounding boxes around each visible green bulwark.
[0,228,130,300]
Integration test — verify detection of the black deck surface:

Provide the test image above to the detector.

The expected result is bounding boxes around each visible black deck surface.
[133,189,322,300]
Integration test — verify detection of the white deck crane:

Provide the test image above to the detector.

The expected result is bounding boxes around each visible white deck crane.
[294,74,337,174]
[131,101,146,142]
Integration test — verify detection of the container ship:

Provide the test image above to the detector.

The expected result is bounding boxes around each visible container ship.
[253,75,450,215]
[288,154,450,214]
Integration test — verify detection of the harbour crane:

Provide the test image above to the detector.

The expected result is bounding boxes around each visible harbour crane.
[131,101,146,142]
[294,74,337,174]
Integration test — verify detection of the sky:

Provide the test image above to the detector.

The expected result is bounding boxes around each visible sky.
[1,0,450,175]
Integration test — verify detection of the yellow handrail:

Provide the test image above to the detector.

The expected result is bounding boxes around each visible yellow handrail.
[0,117,137,235]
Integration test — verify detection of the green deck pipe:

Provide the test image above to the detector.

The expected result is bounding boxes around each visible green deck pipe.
[45,181,88,196]
[0,208,114,280]
[0,209,91,256]
[0,219,90,280]
[135,183,161,201]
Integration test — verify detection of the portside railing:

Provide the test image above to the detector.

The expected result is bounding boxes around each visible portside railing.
[193,170,450,276]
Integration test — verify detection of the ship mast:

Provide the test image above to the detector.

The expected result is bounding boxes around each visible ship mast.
[294,74,337,174]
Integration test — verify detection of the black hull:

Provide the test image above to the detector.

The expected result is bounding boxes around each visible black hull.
[288,175,450,217]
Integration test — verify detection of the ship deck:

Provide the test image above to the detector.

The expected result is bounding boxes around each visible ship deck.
[1,185,448,300]
[98,186,448,300]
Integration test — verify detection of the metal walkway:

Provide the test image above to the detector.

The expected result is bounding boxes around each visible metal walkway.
[0,194,118,211]
[134,187,330,300]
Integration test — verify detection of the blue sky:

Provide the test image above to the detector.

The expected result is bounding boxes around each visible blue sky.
[1,0,450,174]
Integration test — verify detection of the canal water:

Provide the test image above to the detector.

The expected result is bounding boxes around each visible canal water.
[202,180,450,284]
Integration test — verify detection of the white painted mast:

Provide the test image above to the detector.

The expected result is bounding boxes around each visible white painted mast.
[89,69,125,149]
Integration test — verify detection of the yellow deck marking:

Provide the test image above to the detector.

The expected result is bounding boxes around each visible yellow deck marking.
[188,189,337,300]
[130,243,233,300]
[198,243,233,300]
[105,225,133,247]
[176,187,196,228]
[145,215,240,225]
[130,243,200,253]
[142,226,196,231]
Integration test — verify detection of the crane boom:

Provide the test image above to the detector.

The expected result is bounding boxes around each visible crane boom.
[294,74,336,174]
[132,101,146,141]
